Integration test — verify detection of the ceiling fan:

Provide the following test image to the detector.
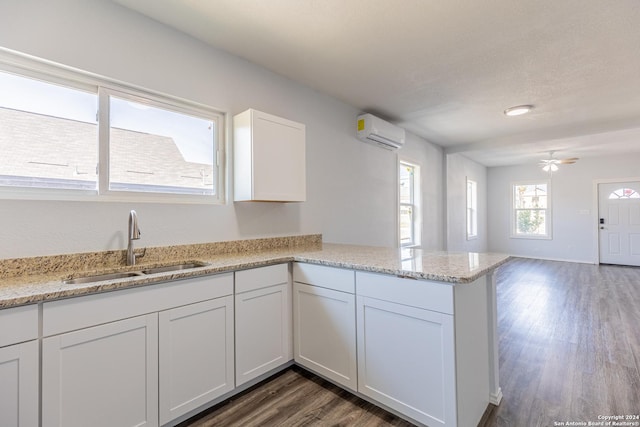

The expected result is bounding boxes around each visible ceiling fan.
[539,151,579,173]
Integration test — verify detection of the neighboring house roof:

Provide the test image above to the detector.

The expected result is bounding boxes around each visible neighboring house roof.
[0,107,213,190]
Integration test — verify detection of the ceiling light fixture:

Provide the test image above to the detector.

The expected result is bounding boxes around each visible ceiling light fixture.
[539,151,579,174]
[504,105,533,116]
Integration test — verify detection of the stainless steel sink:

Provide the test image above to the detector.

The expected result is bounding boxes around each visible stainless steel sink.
[141,262,210,275]
[62,262,210,284]
[63,271,144,284]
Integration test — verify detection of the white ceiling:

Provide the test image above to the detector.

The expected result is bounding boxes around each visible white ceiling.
[112,0,640,167]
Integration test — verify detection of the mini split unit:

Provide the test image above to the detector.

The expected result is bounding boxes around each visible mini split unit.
[356,113,406,150]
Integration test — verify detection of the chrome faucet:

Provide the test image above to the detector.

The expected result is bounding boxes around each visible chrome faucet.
[126,210,145,266]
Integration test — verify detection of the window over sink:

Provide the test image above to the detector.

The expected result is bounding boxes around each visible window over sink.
[0,49,225,204]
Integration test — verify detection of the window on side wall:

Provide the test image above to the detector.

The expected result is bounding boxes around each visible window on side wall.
[466,178,478,240]
[511,181,551,239]
[0,54,224,204]
[399,160,421,247]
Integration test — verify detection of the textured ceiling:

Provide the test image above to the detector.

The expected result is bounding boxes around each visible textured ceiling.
[112,0,640,166]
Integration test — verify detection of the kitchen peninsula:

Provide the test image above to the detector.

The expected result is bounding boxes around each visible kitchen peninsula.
[0,236,510,427]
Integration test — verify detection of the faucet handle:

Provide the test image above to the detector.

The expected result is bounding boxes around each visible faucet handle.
[135,247,146,260]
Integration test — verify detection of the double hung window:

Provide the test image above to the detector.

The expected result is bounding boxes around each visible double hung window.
[512,181,551,238]
[399,160,421,247]
[466,179,478,239]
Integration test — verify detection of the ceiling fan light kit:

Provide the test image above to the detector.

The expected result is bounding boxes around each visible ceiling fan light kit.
[539,151,579,173]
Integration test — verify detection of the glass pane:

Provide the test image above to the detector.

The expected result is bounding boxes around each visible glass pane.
[467,180,477,209]
[400,205,414,245]
[0,71,97,190]
[109,96,215,195]
[467,180,478,237]
[609,188,640,199]
[399,163,413,204]
[467,208,477,236]
[514,183,547,209]
[516,209,547,235]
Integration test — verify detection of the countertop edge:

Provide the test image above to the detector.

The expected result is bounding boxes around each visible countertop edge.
[1,249,512,309]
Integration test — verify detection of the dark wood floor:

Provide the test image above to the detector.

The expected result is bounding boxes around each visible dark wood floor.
[182,258,640,427]
[178,365,414,427]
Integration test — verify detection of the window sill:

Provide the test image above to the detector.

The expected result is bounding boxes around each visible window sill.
[509,234,552,240]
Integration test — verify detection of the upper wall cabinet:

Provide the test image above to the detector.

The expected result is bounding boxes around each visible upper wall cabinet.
[234,109,306,202]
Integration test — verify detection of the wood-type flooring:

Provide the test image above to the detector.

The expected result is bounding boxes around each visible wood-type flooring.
[181,258,640,427]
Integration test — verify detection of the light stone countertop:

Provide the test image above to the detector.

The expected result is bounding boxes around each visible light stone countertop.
[0,242,511,309]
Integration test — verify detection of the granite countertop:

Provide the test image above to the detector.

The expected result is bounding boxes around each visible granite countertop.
[0,240,511,309]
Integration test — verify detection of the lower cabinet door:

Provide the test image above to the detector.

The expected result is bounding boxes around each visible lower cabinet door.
[42,314,159,427]
[159,296,235,425]
[356,296,456,427]
[0,340,39,427]
[235,284,291,387]
[293,282,357,391]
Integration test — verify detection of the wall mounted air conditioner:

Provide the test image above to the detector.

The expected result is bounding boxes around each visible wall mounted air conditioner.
[356,113,405,150]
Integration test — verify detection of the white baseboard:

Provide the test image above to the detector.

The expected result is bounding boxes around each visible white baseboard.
[508,255,596,265]
[489,387,503,406]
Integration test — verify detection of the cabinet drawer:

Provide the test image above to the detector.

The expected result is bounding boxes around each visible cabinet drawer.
[43,273,233,337]
[235,263,288,294]
[293,263,355,294]
[0,304,38,347]
[356,271,453,315]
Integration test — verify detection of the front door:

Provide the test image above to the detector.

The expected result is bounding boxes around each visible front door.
[598,181,640,266]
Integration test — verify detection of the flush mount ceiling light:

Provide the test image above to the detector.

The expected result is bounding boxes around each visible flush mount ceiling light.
[504,105,533,116]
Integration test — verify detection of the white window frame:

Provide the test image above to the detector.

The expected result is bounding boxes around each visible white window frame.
[510,180,552,239]
[398,159,422,248]
[466,178,478,240]
[0,47,225,204]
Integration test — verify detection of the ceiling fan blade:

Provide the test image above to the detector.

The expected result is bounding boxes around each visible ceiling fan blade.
[559,158,579,164]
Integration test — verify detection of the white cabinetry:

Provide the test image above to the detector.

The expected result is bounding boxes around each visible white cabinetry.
[357,296,455,427]
[234,108,306,202]
[42,314,158,427]
[0,305,39,427]
[159,297,234,425]
[293,263,357,391]
[356,271,491,427]
[41,273,234,427]
[235,263,291,386]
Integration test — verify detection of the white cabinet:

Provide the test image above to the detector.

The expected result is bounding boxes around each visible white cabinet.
[41,273,234,427]
[233,108,306,202]
[0,304,39,427]
[356,271,491,427]
[293,263,357,391]
[0,341,39,427]
[42,314,159,427]
[235,264,291,386]
[356,296,456,427]
[159,297,235,424]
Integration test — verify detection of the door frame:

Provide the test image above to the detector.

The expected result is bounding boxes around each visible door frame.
[592,176,640,264]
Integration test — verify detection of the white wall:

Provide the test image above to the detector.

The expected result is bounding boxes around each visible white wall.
[0,0,444,258]
[446,154,488,252]
[487,153,640,263]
